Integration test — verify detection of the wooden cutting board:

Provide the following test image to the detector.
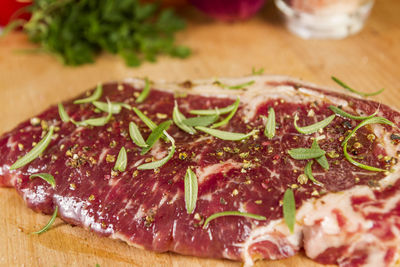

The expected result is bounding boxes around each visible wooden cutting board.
[1,1,399,266]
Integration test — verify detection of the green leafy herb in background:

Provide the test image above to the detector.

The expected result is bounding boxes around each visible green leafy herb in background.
[10,0,190,66]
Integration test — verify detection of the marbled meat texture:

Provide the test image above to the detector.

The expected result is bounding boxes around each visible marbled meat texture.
[1,76,400,267]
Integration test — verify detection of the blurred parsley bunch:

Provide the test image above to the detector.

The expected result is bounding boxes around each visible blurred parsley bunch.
[18,0,190,66]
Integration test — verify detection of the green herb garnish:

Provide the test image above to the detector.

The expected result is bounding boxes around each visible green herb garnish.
[283,188,296,233]
[137,132,175,170]
[342,117,395,146]
[114,147,127,172]
[288,147,326,160]
[202,211,266,229]
[311,139,329,170]
[32,206,58,235]
[195,126,257,141]
[173,102,196,134]
[252,67,264,75]
[132,107,157,130]
[343,142,386,172]
[304,161,323,185]
[341,116,395,172]
[217,80,255,90]
[264,107,275,139]
[332,76,384,97]
[16,0,190,66]
[211,98,240,128]
[73,101,112,127]
[328,105,378,120]
[74,84,102,104]
[184,167,198,214]
[182,115,218,127]
[10,126,54,170]
[133,107,168,141]
[58,103,70,122]
[294,114,335,134]
[141,120,172,155]
[136,78,151,103]
[129,122,148,148]
[93,101,130,114]
[190,100,238,116]
[29,173,56,189]
[343,143,386,172]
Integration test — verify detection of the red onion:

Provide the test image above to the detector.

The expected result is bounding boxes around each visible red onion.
[0,0,31,27]
[189,0,266,21]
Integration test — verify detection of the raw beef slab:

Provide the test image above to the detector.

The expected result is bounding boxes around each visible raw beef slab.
[0,75,400,267]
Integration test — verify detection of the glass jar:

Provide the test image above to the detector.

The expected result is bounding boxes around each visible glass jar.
[275,0,375,39]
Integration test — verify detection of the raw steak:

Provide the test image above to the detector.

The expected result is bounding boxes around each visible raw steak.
[1,75,400,267]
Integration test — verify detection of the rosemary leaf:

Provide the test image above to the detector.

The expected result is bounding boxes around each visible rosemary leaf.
[93,101,130,114]
[283,188,296,233]
[342,117,395,146]
[133,107,167,141]
[311,140,329,170]
[114,147,127,172]
[294,114,335,134]
[329,105,378,121]
[217,80,255,90]
[203,211,266,229]
[137,132,175,170]
[304,161,323,185]
[343,142,386,172]
[32,206,58,235]
[29,173,56,189]
[332,76,384,97]
[10,126,54,170]
[74,84,103,104]
[195,126,257,141]
[190,100,238,116]
[182,115,218,127]
[129,122,148,148]
[132,107,157,130]
[136,78,151,103]
[288,147,325,160]
[73,101,112,127]
[211,98,240,128]
[264,107,275,139]
[184,167,198,214]
[252,67,264,75]
[58,103,70,122]
[173,101,196,134]
[141,120,172,155]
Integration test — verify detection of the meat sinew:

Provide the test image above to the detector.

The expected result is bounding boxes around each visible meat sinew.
[1,76,399,266]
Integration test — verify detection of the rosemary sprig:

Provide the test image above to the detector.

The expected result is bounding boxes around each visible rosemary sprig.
[294,114,335,135]
[137,132,175,170]
[332,76,384,97]
[114,147,127,172]
[136,78,151,103]
[328,105,378,121]
[196,127,257,141]
[283,188,296,233]
[74,84,103,104]
[10,126,54,170]
[264,107,275,139]
[29,173,56,189]
[203,211,266,229]
[32,206,58,235]
[184,167,198,214]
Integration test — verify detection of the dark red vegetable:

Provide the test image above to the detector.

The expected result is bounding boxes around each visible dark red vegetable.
[189,0,266,21]
[0,0,31,27]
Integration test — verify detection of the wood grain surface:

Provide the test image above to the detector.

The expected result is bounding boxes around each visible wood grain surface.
[0,1,399,266]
